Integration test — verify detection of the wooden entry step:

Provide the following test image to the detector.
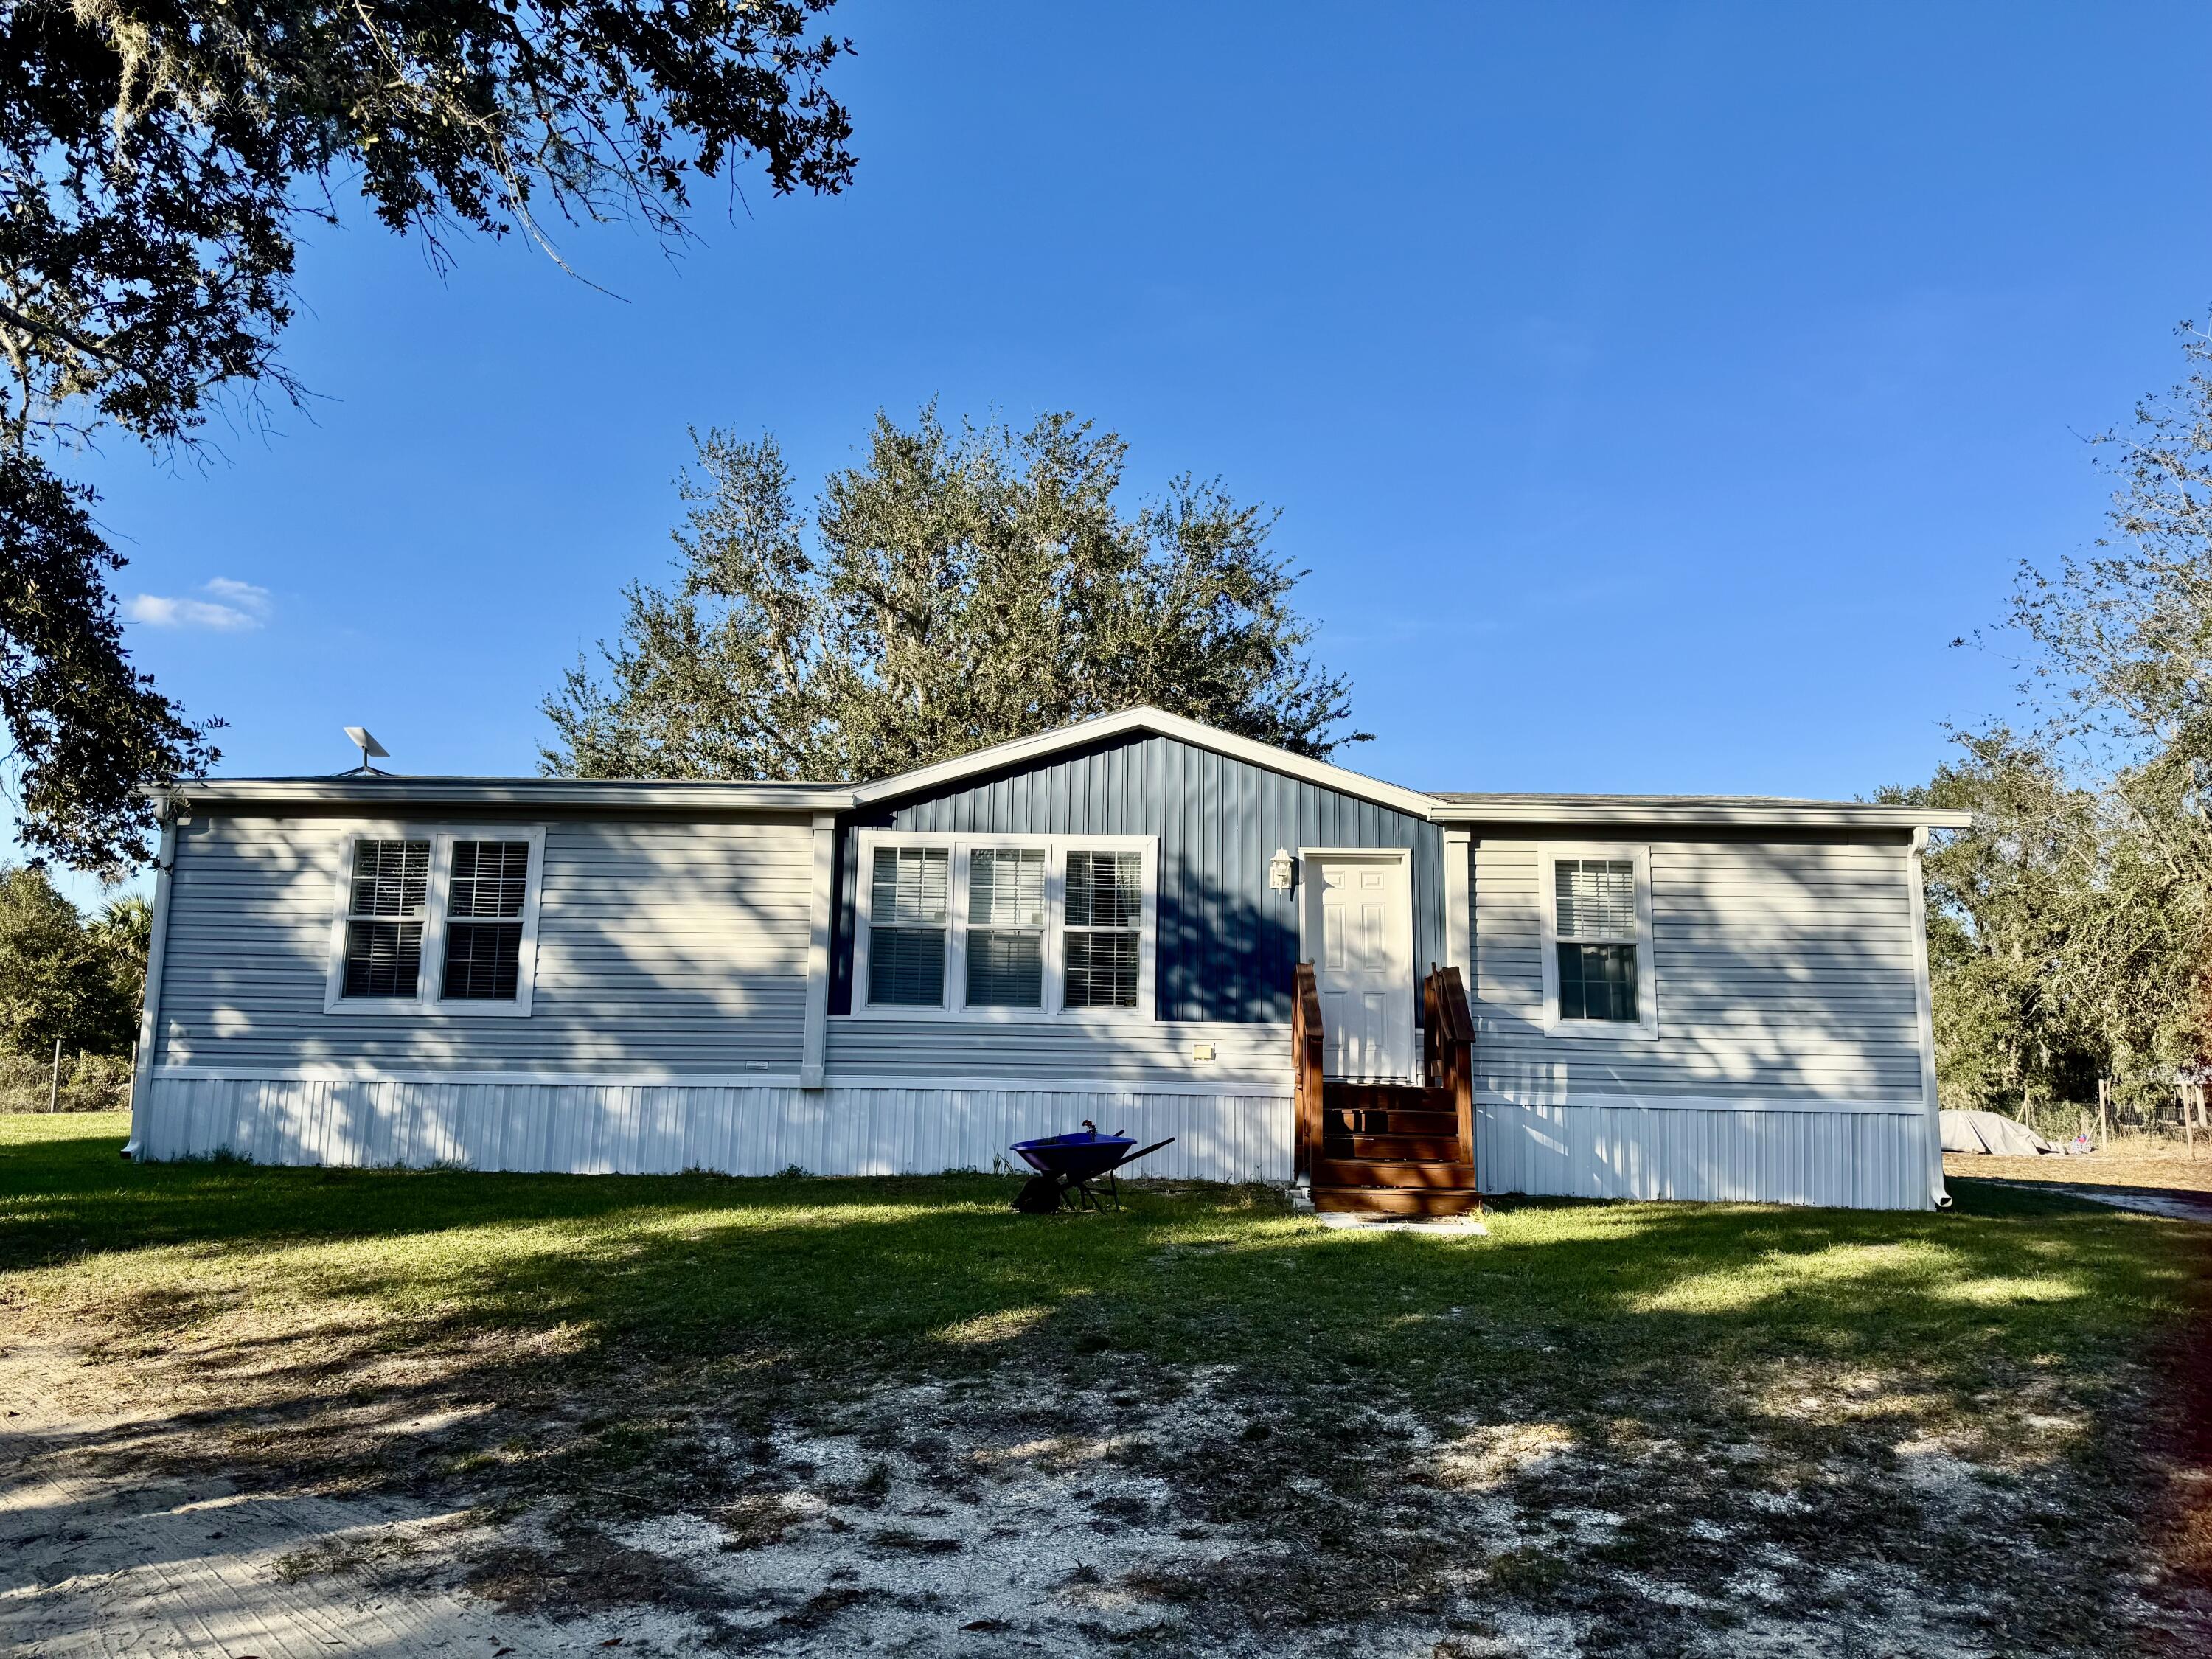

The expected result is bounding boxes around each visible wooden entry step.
[1312,1186,1484,1217]
[1296,965,1484,1221]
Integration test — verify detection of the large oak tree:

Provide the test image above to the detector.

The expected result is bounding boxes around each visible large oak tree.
[1,0,856,869]
[543,408,1368,782]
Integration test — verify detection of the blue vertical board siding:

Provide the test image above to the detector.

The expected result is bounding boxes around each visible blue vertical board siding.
[829,733,1442,1021]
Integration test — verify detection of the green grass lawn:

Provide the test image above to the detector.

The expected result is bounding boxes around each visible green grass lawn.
[4,1109,2206,1653]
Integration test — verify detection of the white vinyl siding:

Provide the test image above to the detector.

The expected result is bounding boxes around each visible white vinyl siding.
[1480,835,1924,1099]
[157,815,815,1072]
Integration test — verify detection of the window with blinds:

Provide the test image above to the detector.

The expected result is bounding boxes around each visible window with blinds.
[342,838,431,998]
[869,845,950,1006]
[1065,849,1142,1009]
[1554,857,1639,1022]
[442,840,531,1000]
[854,835,1152,1018]
[966,848,1046,1007]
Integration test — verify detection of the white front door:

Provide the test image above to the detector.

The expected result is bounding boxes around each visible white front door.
[1304,852,1413,1080]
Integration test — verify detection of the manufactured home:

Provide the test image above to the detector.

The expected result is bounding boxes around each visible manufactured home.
[127,708,1969,1212]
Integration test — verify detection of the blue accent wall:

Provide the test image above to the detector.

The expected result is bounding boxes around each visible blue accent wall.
[830,732,1443,1022]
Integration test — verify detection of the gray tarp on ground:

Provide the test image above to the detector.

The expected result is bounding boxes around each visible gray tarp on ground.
[1940,1110,2056,1156]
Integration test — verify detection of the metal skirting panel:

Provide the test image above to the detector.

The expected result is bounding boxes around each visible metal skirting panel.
[135,1077,1294,1183]
[1473,1099,1930,1211]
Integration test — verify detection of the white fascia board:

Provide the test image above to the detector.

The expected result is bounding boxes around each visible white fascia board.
[850,706,1445,819]
[154,780,855,815]
[1427,801,1975,830]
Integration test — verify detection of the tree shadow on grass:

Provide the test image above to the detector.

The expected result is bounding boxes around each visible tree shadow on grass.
[4,1119,2196,1399]
[6,1119,2205,1655]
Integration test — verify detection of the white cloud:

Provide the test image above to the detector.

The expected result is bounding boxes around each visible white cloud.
[201,577,272,613]
[126,577,272,631]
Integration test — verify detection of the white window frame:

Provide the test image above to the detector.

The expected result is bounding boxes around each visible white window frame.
[323,823,548,1018]
[849,830,1158,1024]
[1537,842,1658,1040]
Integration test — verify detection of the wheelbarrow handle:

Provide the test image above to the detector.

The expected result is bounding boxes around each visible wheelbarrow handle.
[1118,1136,1176,1166]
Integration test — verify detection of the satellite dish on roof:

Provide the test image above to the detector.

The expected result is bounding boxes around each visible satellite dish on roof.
[343,726,389,773]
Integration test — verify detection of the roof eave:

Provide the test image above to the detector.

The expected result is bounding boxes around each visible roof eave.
[153,780,856,813]
[1426,802,1975,830]
[850,706,1445,818]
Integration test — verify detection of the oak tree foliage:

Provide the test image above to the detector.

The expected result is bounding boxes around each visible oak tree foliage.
[543,408,1367,782]
[0,867,146,1054]
[1889,319,2212,1121]
[1,0,856,868]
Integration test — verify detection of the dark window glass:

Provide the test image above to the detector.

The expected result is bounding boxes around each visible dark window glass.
[868,846,949,1006]
[342,839,429,998]
[344,919,424,998]
[438,840,530,1001]
[1066,849,1142,928]
[967,930,1043,1008]
[349,839,429,920]
[450,840,530,918]
[870,927,947,1006]
[1066,927,1141,1009]
[1558,942,1638,1023]
[1064,849,1143,1009]
[966,849,1045,1008]
[443,921,524,1000]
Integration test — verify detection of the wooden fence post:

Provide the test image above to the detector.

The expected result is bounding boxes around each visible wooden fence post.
[2097,1077,2110,1151]
[47,1037,60,1113]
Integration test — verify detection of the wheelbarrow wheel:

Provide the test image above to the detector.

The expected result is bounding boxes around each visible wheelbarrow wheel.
[1012,1175,1064,1214]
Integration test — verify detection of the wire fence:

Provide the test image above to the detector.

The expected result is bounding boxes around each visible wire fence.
[0,1051,133,1113]
[1985,1087,2207,1152]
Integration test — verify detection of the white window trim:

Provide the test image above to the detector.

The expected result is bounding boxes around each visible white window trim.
[1537,841,1658,1040]
[849,830,1158,1024]
[323,823,548,1018]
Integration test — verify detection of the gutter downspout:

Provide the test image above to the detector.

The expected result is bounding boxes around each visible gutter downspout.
[125,804,180,1160]
[1907,827,1952,1210]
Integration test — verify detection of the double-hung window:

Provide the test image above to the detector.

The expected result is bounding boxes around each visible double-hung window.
[325,826,546,1015]
[341,838,430,998]
[853,832,1155,1020]
[867,846,950,1007]
[1539,844,1656,1037]
[965,848,1046,1008]
[1063,849,1143,1009]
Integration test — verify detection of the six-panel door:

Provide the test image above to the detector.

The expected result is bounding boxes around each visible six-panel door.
[1304,852,1413,1080]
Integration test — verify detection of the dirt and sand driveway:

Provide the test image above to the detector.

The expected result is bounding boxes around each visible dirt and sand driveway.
[4,1116,2210,1657]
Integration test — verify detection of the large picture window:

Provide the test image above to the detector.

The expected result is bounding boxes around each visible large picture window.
[325,825,546,1015]
[1538,844,1657,1038]
[852,832,1156,1021]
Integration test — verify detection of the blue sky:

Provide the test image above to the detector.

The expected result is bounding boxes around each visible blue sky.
[38,3,2212,902]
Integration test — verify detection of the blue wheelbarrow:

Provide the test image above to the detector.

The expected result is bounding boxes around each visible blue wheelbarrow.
[1010,1121,1175,1213]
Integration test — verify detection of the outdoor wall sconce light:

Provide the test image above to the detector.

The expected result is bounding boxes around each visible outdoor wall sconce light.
[1268,847,1297,891]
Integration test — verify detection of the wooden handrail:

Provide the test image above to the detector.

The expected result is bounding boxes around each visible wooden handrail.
[1422,963,1477,1182]
[1293,961,1324,1183]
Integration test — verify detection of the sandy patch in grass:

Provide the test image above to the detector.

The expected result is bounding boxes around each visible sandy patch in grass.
[7,1330,2209,1657]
